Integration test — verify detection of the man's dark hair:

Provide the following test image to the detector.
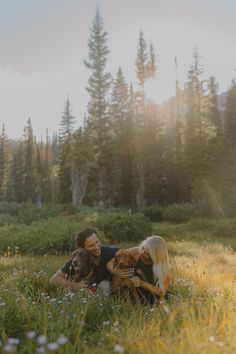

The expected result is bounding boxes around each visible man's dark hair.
[76,228,97,247]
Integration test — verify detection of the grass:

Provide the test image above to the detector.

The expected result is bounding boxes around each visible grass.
[0,237,235,353]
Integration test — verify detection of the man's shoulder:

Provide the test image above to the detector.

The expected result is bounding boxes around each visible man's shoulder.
[101,245,119,261]
[101,245,119,253]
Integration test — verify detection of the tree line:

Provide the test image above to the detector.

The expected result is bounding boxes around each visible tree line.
[0,9,236,216]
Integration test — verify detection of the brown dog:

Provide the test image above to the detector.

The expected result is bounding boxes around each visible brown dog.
[67,248,95,283]
[111,249,141,301]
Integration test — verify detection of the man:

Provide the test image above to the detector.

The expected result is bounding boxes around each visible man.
[49,228,120,291]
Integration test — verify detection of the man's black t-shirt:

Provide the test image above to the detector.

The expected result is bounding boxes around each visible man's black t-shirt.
[61,246,119,284]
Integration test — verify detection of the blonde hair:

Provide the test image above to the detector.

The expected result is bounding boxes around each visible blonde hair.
[140,235,171,292]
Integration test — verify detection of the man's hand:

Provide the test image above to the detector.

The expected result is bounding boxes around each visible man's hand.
[114,267,134,278]
[131,276,142,287]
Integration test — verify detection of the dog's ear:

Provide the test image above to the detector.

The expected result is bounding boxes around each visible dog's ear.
[72,247,82,257]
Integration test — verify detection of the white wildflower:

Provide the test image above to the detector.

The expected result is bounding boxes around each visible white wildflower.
[163,305,171,315]
[36,347,45,354]
[217,341,224,348]
[26,331,36,339]
[103,321,110,326]
[209,336,215,342]
[57,335,68,345]
[7,338,20,345]
[37,335,47,345]
[47,342,59,351]
[114,344,124,353]
[3,344,17,353]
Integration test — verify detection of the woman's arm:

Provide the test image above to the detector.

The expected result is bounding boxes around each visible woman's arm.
[131,275,171,297]
[49,269,86,290]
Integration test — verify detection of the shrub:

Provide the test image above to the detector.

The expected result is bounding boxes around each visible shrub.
[163,203,196,224]
[140,205,164,222]
[0,213,18,226]
[96,212,152,243]
[0,215,106,255]
[189,217,236,237]
[0,202,24,216]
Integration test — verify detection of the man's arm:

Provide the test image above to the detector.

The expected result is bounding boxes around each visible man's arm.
[49,269,86,290]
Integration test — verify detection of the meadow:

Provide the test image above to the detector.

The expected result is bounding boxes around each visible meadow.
[0,207,236,353]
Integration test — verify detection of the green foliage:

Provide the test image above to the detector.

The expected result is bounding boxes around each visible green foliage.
[0,202,24,216]
[163,203,197,224]
[190,217,236,237]
[0,213,17,226]
[140,205,164,222]
[0,215,102,255]
[96,212,152,242]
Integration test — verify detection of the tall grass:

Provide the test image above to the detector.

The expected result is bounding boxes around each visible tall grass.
[0,239,235,353]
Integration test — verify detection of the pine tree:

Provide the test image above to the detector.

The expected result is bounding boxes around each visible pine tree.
[9,141,25,202]
[58,97,75,204]
[0,125,11,201]
[42,130,53,203]
[110,68,133,205]
[225,79,236,145]
[207,76,222,137]
[71,127,90,206]
[84,7,112,206]
[22,118,38,202]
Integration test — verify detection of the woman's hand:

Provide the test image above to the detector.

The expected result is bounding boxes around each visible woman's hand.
[131,276,142,287]
[114,267,134,278]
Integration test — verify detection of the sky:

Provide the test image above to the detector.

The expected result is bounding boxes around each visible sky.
[0,0,235,139]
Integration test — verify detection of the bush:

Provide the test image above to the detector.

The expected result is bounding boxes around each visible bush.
[140,205,164,222]
[0,215,106,255]
[96,212,152,243]
[189,217,236,237]
[163,203,196,224]
[0,202,24,216]
[0,213,18,226]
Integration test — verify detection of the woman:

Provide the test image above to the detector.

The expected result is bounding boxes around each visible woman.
[107,235,172,303]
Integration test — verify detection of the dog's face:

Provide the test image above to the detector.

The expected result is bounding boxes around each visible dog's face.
[113,250,136,269]
[71,248,94,279]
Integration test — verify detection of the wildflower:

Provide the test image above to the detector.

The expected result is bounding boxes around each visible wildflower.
[7,339,20,346]
[163,305,171,315]
[47,342,59,351]
[37,335,47,345]
[0,301,5,307]
[103,321,110,326]
[209,336,215,342]
[3,344,17,353]
[217,341,224,348]
[36,347,45,354]
[114,344,124,353]
[57,335,68,345]
[26,331,36,339]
